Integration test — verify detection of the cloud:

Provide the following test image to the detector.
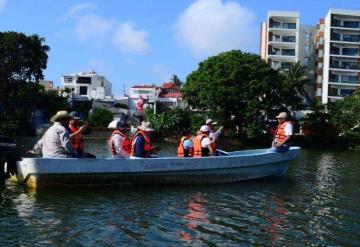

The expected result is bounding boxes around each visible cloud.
[0,0,6,12]
[62,2,96,21]
[75,14,114,41]
[174,0,257,57]
[113,21,150,54]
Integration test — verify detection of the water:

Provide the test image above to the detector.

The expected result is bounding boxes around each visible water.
[1,138,360,246]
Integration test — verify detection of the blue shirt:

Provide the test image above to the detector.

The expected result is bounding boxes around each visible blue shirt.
[134,135,145,157]
[183,139,193,150]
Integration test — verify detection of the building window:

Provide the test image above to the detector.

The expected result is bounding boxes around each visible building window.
[282,23,296,29]
[64,77,73,83]
[77,77,92,84]
[79,86,88,95]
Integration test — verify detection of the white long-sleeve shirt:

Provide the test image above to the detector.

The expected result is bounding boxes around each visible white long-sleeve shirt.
[110,133,130,158]
[33,122,74,158]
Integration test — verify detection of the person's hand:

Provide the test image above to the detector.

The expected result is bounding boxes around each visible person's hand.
[28,149,36,154]
[79,122,88,133]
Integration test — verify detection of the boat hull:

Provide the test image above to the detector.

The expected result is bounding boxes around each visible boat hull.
[16,147,300,188]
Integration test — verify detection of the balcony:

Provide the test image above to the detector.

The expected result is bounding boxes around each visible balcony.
[329,75,359,84]
[269,21,296,30]
[331,34,360,43]
[330,62,360,71]
[332,19,360,29]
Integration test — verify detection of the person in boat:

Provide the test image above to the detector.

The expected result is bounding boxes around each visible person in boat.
[108,119,132,158]
[68,111,95,158]
[271,112,293,152]
[130,121,159,158]
[193,125,215,157]
[177,129,194,157]
[30,111,76,158]
[205,119,223,151]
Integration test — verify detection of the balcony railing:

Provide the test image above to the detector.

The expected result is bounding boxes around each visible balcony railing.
[329,76,359,84]
[269,50,295,56]
[330,51,360,57]
[331,35,360,43]
[269,23,296,29]
[330,63,359,70]
[332,19,360,28]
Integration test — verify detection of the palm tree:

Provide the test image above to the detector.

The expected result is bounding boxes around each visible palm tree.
[284,62,313,105]
[170,74,183,88]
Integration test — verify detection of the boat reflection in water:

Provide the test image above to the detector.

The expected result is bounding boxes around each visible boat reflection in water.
[178,193,208,243]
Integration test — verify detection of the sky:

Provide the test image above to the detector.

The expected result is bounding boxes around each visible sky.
[1,0,360,97]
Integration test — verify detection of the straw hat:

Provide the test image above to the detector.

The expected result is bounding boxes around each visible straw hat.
[137,121,154,132]
[50,111,71,122]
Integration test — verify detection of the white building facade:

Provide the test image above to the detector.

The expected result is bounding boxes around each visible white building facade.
[317,9,360,103]
[261,11,300,70]
[61,70,112,100]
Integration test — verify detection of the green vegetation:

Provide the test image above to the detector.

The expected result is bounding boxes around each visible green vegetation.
[182,50,303,139]
[0,31,68,135]
[88,108,113,127]
[144,107,192,137]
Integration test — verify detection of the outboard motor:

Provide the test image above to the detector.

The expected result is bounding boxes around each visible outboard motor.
[0,135,20,185]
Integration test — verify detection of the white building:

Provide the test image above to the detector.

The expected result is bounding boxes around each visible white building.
[128,85,161,110]
[61,70,112,100]
[316,9,360,103]
[261,11,300,70]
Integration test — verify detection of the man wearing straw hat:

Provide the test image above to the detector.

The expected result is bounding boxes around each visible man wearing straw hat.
[30,110,75,158]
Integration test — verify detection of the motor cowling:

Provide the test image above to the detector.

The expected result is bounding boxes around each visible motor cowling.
[0,135,20,185]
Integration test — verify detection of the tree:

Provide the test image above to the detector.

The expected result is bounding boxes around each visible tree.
[0,32,51,134]
[170,74,183,88]
[283,62,313,105]
[88,108,113,127]
[182,50,303,138]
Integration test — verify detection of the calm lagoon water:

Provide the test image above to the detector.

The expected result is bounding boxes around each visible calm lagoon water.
[1,137,360,246]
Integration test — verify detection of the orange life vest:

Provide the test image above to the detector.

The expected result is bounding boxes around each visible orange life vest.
[193,134,210,157]
[177,136,194,157]
[274,121,292,144]
[69,125,83,150]
[130,130,152,158]
[109,130,132,156]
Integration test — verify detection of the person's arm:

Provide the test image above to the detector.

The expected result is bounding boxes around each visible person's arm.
[30,135,44,154]
[59,129,75,154]
[69,123,87,139]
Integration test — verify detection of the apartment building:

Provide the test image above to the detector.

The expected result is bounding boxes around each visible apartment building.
[316,9,360,103]
[61,70,112,100]
[260,11,300,70]
[262,9,360,104]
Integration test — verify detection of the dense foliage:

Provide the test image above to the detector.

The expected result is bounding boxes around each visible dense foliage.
[182,50,303,138]
[0,32,69,135]
[144,107,192,137]
[88,108,113,127]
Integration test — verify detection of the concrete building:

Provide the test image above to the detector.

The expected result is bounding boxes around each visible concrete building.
[260,11,300,70]
[316,9,360,103]
[61,70,112,100]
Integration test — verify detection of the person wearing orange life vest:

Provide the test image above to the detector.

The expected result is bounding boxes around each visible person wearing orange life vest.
[177,129,194,157]
[193,125,215,157]
[271,112,293,152]
[131,121,159,158]
[68,111,88,157]
[108,120,132,158]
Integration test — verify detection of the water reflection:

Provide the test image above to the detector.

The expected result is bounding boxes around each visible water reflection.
[179,193,208,243]
[262,196,289,244]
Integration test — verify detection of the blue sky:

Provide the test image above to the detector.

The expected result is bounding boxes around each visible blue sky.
[1,0,359,97]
